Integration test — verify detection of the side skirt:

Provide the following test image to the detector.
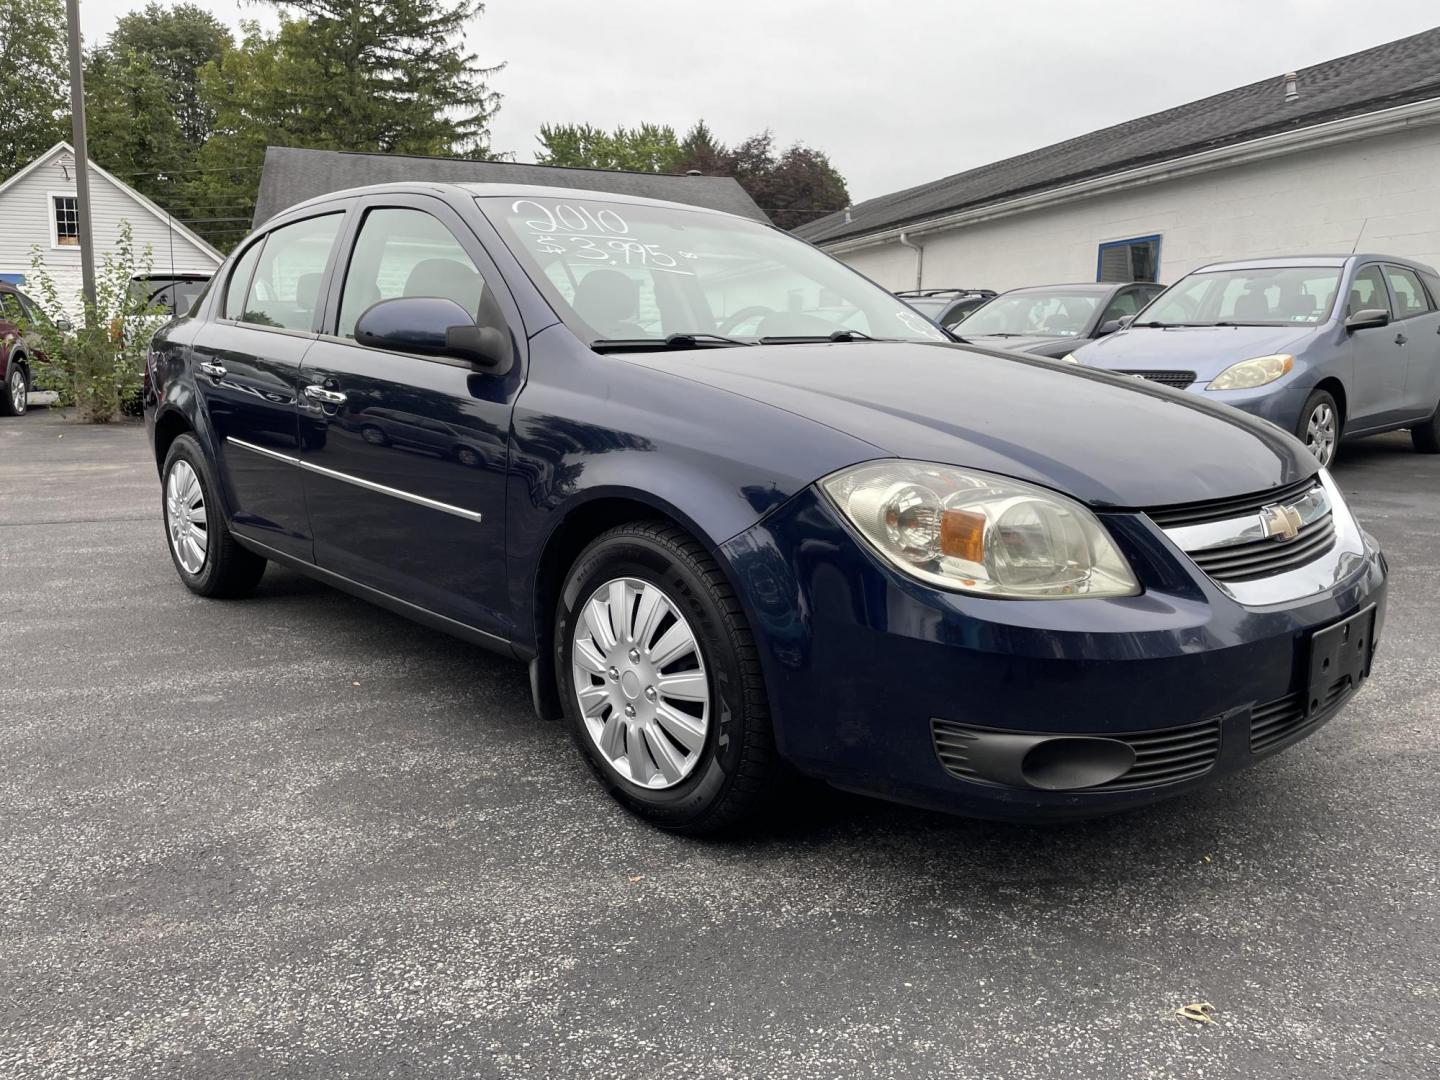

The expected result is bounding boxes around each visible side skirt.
[232,532,523,662]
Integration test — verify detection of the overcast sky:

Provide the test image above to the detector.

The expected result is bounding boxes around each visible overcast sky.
[77,0,1440,203]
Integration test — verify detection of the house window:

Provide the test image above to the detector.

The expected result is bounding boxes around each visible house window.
[1097,235,1160,283]
[54,196,79,246]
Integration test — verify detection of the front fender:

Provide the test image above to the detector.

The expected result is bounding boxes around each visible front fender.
[503,326,884,652]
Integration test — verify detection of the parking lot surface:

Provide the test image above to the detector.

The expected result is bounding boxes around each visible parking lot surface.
[1,411,1436,1079]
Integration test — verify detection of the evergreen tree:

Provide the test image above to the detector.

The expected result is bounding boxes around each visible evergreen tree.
[0,0,69,179]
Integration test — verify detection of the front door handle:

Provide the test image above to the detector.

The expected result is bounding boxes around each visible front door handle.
[304,384,348,405]
[1395,332,1408,346]
[198,361,227,380]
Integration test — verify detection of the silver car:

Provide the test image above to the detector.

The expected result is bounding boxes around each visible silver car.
[1071,255,1440,466]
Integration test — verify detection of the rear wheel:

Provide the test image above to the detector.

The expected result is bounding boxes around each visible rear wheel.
[161,434,267,597]
[1296,389,1340,467]
[0,362,27,416]
[1411,402,1440,453]
[554,521,782,835]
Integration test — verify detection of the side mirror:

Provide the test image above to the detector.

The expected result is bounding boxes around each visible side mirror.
[1096,319,1124,337]
[1345,308,1390,333]
[354,296,512,373]
[56,318,73,333]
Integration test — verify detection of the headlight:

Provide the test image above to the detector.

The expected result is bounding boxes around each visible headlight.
[820,461,1140,599]
[1207,354,1293,390]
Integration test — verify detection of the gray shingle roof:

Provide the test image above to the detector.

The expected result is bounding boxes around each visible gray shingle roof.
[797,27,1440,245]
[252,147,768,227]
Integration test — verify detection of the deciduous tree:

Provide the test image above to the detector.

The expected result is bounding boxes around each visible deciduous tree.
[0,0,69,179]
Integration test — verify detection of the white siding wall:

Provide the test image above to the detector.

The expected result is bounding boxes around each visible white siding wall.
[0,149,219,320]
[836,124,1440,293]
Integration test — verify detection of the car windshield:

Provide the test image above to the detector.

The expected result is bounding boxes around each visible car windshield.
[129,278,209,317]
[1137,267,1341,327]
[479,196,949,345]
[953,291,1101,337]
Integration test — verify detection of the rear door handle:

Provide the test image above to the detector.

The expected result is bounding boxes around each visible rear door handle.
[1395,333,1408,346]
[304,384,347,405]
[198,361,226,379]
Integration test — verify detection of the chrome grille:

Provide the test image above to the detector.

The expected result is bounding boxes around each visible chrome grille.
[1189,515,1336,582]
[1150,478,1337,586]
[1115,369,1197,390]
[1147,476,1320,528]
[931,717,1220,791]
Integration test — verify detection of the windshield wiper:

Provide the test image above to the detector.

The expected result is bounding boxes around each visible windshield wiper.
[591,332,752,353]
[758,329,892,344]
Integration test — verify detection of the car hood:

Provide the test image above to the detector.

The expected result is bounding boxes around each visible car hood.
[1073,323,1318,381]
[616,341,1315,509]
[959,333,1078,358]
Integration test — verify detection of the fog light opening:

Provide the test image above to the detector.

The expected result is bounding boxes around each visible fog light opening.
[1020,737,1136,790]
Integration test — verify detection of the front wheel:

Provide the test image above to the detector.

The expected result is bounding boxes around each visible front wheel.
[1,363,27,416]
[1296,389,1341,467]
[161,434,267,597]
[554,521,782,835]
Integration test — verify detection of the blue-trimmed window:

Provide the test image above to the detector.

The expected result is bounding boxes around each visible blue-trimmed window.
[1097,235,1161,283]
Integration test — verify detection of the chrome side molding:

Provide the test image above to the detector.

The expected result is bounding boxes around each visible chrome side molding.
[226,437,483,523]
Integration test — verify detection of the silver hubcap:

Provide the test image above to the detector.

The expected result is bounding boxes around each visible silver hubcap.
[570,576,710,790]
[10,370,24,412]
[1305,402,1337,466]
[165,460,208,575]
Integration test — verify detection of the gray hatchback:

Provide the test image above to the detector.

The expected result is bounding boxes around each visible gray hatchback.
[1072,255,1440,466]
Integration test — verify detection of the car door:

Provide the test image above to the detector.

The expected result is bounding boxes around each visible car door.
[296,194,525,638]
[190,209,347,561]
[1342,263,1404,428]
[1382,263,1440,420]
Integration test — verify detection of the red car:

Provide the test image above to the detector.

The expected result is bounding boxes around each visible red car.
[0,282,52,417]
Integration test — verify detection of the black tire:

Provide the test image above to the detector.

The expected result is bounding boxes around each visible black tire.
[1,360,28,417]
[1411,402,1440,453]
[161,433,267,598]
[554,521,781,835]
[1295,389,1341,468]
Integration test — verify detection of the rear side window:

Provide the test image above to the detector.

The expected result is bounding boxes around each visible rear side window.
[240,214,342,331]
[0,293,23,323]
[337,207,503,340]
[1347,266,1391,318]
[1383,265,1434,319]
[224,242,264,320]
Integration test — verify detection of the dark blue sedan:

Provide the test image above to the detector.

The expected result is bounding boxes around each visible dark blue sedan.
[144,183,1387,833]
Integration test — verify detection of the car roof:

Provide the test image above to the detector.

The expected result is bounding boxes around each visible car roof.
[1194,254,1439,274]
[279,181,745,223]
[998,282,1139,296]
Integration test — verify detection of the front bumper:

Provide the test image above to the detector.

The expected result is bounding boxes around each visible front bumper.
[1187,382,1309,431]
[720,487,1387,821]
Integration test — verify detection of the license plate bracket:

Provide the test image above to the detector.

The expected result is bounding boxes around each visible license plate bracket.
[1306,605,1376,716]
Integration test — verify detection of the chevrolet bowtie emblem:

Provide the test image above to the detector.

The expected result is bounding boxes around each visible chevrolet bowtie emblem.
[1259,502,1303,542]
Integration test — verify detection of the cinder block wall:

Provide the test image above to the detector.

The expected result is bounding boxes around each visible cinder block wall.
[835,125,1440,292]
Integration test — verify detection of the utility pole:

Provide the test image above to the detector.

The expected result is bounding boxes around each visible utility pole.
[64,0,98,326]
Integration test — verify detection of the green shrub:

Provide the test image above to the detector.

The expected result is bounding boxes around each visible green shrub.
[21,221,168,423]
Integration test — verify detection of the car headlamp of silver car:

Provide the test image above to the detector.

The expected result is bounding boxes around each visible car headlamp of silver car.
[821,461,1140,599]
[1207,354,1294,390]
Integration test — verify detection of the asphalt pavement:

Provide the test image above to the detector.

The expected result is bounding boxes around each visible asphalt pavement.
[1,410,1436,1079]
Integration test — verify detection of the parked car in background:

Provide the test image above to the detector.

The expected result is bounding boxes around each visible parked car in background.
[896,288,996,329]
[1071,255,1440,466]
[0,282,56,416]
[146,183,1385,834]
[951,281,1165,358]
[129,273,211,319]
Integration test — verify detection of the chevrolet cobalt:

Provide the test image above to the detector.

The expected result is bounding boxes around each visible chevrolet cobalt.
[145,184,1387,833]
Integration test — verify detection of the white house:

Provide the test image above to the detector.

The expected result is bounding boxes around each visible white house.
[0,142,222,319]
[798,29,1440,293]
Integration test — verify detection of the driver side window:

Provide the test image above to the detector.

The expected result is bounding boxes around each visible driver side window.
[1347,266,1390,318]
[338,207,506,341]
